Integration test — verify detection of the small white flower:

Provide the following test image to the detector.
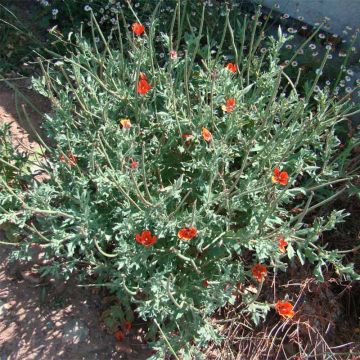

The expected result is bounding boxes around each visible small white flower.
[52,8,59,16]
[339,50,347,57]
[84,5,92,11]
[325,80,331,86]
[345,86,352,93]
[285,44,292,49]
[318,33,326,39]
[291,61,298,67]
[283,13,289,19]
[309,43,316,50]
[345,76,351,82]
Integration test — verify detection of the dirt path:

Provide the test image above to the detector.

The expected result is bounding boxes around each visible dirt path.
[0,84,151,360]
[0,79,49,150]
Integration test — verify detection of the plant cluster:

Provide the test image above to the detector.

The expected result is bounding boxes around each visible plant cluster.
[1,2,359,358]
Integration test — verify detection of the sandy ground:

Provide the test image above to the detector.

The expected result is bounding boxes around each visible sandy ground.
[0,82,151,360]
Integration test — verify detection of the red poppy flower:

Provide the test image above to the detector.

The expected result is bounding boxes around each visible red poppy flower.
[178,227,197,241]
[203,279,209,287]
[60,151,77,167]
[124,320,132,331]
[225,63,237,73]
[278,237,288,254]
[135,230,157,247]
[272,168,289,186]
[120,118,132,129]
[275,300,295,318]
[222,98,236,112]
[132,22,145,36]
[202,127,212,142]
[137,78,152,95]
[114,330,125,341]
[130,160,139,169]
[251,264,267,282]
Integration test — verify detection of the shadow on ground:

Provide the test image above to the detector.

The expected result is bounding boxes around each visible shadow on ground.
[0,242,151,360]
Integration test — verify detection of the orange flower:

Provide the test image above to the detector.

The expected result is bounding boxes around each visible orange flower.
[60,151,77,167]
[225,63,237,73]
[130,160,139,169]
[135,230,157,247]
[132,22,145,36]
[178,227,197,241]
[221,98,236,112]
[124,320,132,331]
[251,264,267,282]
[120,118,132,129]
[202,127,212,142]
[275,300,295,318]
[114,330,125,341]
[137,78,152,95]
[272,168,289,186]
[278,237,288,254]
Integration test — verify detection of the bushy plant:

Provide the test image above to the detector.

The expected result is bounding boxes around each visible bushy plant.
[1,3,359,358]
